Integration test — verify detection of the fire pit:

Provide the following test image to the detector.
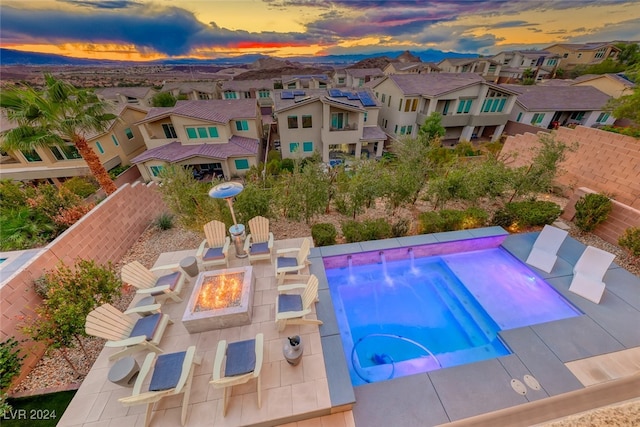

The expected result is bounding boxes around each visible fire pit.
[182,266,254,333]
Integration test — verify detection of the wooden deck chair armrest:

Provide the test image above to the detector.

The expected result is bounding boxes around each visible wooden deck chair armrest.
[223,238,230,253]
[277,265,305,274]
[243,234,253,252]
[212,339,227,380]
[105,336,146,348]
[276,247,301,255]
[196,239,208,257]
[277,283,308,293]
[268,233,274,248]
[210,372,253,387]
[174,346,199,394]
[150,263,181,272]
[132,352,158,396]
[253,333,264,376]
[123,304,161,316]
[119,390,172,406]
[135,285,171,295]
[277,309,312,320]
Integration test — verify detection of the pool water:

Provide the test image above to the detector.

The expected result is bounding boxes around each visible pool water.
[324,244,580,386]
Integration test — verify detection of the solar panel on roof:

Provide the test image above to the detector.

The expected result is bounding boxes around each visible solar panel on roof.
[281,91,294,99]
[358,92,376,107]
[346,93,359,100]
[328,89,342,97]
[293,90,306,96]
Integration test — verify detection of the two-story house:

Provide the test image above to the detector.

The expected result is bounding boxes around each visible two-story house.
[1,104,148,185]
[436,57,501,82]
[343,68,385,89]
[281,74,332,90]
[371,73,519,143]
[491,50,560,82]
[220,79,277,101]
[131,99,262,181]
[571,73,635,98]
[383,62,440,75]
[503,84,615,129]
[273,88,386,163]
[544,42,621,71]
[160,82,219,101]
[94,87,158,107]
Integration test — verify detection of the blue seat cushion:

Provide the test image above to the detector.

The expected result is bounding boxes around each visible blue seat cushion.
[225,339,256,377]
[153,271,181,295]
[203,246,225,261]
[250,242,270,255]
[277,257,298,269]
[129,312,161,341]
[149,351,186,391]
[278,294,303,313]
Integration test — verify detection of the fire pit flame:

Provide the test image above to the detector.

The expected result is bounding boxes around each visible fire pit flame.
[195,273,243,311]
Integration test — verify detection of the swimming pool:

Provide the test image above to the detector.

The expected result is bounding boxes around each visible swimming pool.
[323,236,581,386]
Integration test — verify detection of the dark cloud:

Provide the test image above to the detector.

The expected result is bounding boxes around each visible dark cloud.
[57,0,140,9]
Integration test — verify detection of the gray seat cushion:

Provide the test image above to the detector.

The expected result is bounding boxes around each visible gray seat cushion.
[203,246,225,261]
[276,256,298,269]
[129,312,161,341]
[225,339,256,377]
[278,294,303,313]
[153,271,181,295]
[250,242,270,255]
[149,351,186,391]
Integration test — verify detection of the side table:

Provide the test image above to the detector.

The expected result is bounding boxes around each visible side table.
[180,256,199,277]
[108,356,140,387]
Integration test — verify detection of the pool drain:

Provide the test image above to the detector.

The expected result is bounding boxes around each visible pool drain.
[510,378,527,395]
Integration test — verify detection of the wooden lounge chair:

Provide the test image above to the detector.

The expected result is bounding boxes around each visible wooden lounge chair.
[243,216,274,264]
[118,346,201,427]
[121,261,186,304]
[275,274,322,331]
[274,237,312,284]
[85,303,172,361]
[525,225,569,273]
[210,333,264,416]
[196,220,230,270]
[569,246,615,304]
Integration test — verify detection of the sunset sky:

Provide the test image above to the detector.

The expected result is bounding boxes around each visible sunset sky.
[1,0,639,61]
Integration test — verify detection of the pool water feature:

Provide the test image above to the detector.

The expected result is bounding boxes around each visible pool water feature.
[323,237,581,386]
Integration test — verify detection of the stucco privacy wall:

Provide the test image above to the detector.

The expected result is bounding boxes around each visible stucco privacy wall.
[501,126,640,209]
[0,182,167,386]
[562,187,640,246]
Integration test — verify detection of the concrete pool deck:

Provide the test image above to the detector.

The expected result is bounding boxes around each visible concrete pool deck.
[310,226,640,426]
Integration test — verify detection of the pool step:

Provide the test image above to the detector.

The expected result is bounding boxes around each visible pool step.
[436,340,510,369]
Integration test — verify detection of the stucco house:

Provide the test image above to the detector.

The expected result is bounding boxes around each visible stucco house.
[273,88,386,163]
[0,104,148,185]
[383,62,440,75]
[503,84,615,130]
[343,68,385,89]
[490,50,560,82]
[281,74,332,90]
[160,82,219,101]
[131,99,262,181]
[544,42,621,71]
[436,58,501,82]
[571,73,635,98]
[94,86,157,107]
[371,73,519,143]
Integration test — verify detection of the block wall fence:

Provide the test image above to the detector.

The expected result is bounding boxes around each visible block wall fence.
[0,182,168,387]
[501,126,640,244]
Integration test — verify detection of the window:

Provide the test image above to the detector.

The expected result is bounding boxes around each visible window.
[381,94,386,103]
[21,149,42,162]
[394,125,398,134]
[404,99,410,112]
[208,127,219,138]
[384,119,388,129]
[596,112,610,123]
[302,115,312,128]
[186,128,198,139]
[364,112,368,122]
[287,83,296,89]
[411,99,418,112]
[595,48,606,59]
[234,159,249,170]
[387,96,391,107]
[235,120,249,131]
[563,53,569,58]
[319,82,327,88]
[399,99,403,111]
[290,142,300,152]
[547,59,558,66]
[51,144,81,160]
[400,125,407,135]
[516,112,523,122]
[96,141,104,154]
[331,113,347,129]
[570,111,585,121]
[443,100,450,115]
[197,127,208,138]
[224,91,237,99]
[530,113,545,124]
[111,135,119,146]
[258,89,270,98]
[162,123,177,139]
[577,53,582,59]
[197,91,208,100]
[124,128,134,139]
[288,116,298,129]
[407,125,413,135]
[184,126,213,139]
[150,165,164,177]
[338,77,345,84]
[303,141,313,152]
[243,91,252,99]
[457,99,472,114]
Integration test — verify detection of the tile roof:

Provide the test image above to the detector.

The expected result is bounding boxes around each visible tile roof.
[361,126,387,141]
[140,99,257,124]
[573,73,636,87]
[221,79,276,91]
[385,73,484,96]
[502,84,612,111]
[273,88,379,112]
[94,87,154,99]
[160,82,217,94]
[131,136,259,163]
[346,68,384,78]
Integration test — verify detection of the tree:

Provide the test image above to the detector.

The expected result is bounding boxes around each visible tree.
[418,112,446,142]
[607,85,640,124]
[0,75,118,194]
[151,91,177,107]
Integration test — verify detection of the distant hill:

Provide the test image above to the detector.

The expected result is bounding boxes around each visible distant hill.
[0,48,477,68]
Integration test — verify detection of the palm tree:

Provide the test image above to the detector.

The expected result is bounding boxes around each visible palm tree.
[0,74,118,194]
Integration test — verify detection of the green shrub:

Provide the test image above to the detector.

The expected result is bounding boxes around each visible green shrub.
[341,219,392,243]
[391,218,410,237]
[493,200,562,229]
[154,212,175,230]
[311,223,337,247]
[0,337,24,391]
[418,207,488,233]
[280,158,295,173]
[574,193,613,232]
[108,164,131,179]
[618,227,640,257]
[61,176,99,198]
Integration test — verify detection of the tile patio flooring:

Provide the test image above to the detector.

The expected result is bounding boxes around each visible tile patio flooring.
[58,229,640,427]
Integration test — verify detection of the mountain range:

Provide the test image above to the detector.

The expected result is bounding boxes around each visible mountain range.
[0,48,477,67]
